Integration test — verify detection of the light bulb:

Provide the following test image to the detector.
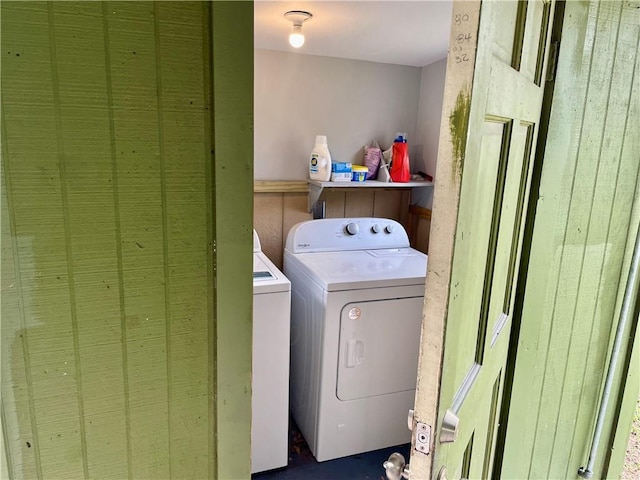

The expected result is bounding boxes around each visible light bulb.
[289,25,305,48]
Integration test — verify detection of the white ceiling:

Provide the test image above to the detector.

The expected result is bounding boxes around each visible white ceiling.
[254,1,453,67]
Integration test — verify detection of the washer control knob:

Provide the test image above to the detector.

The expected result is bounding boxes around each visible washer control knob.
[371,224,381,234]
[345,222,359,236]
[385,224,395,234]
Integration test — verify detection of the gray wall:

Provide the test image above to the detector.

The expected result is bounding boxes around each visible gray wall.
[412,58,447,208]
[254,49,422,180]
[416,58,447,178]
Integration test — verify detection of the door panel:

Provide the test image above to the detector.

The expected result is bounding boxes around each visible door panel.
[409,1,555,478]
[337,297,423,400]
[518,1,552,83]
[484,122,534,353]
[491,1,521,65]
[451,121,505,387]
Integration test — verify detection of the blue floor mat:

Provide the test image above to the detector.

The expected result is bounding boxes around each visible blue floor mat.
[252,418,410,480]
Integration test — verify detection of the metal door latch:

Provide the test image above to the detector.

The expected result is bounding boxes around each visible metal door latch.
[414,422,431,455]
[383,452,410,480]
[408,409,432,455]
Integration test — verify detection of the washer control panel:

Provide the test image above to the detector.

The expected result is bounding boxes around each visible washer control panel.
[287,217,410,253]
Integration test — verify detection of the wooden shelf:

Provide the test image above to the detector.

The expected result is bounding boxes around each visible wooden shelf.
[307,179,433,212]
[254,180,309,193]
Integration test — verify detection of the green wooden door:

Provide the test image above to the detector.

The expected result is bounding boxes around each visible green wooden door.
[1,2,253,478]
[409,1,556,478]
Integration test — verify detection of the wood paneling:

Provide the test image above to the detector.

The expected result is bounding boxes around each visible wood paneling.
[408,205,432,255]
[211,2,254,477]
[254,194,285,268]
[372,189,404,219]
[323,189,347,219]
[501,2,640,479]
[282,193,312,248]
[0,2,234,477]
[344,190,375,217]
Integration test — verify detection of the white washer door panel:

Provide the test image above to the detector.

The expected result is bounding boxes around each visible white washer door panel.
[337,297,423,401]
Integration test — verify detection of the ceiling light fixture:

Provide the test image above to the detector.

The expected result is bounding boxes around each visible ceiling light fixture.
[284,10,312,49]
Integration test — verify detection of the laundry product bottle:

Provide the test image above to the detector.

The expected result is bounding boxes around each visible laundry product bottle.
[309,135,332,181]
[390,132,410,183]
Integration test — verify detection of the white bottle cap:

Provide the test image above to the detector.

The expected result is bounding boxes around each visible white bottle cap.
[315,135,327,145]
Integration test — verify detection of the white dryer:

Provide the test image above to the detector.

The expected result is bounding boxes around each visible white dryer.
[284,218,427,462]
[252,230,291,473]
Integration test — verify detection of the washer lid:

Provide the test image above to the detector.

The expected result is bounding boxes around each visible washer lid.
[290,248,427,291]
[253,253,290,294]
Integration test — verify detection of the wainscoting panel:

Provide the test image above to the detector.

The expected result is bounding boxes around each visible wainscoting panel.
[254,182,430,269]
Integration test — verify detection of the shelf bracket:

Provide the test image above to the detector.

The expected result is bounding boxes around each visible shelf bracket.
[307,181,323,212]
[312,200,326,219]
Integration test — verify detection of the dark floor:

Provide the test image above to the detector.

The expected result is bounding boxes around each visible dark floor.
[252,418,410,480]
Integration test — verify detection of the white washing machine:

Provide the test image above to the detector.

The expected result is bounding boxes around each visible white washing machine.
[252,230,291,473]
[284,218,428,462]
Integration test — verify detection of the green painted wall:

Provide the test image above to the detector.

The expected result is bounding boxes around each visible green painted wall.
[501,1,639,478]
[210,2,254,478]
[1,2,253,478]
